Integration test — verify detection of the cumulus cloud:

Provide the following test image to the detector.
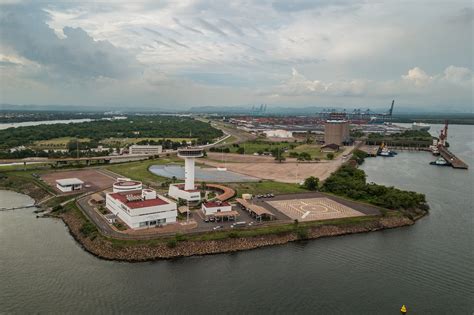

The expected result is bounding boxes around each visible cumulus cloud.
[0,5,141,80]
[0,1,472,110]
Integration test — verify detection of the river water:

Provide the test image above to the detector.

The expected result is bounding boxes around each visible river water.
[0,119,93,130]
[0,125,472,314]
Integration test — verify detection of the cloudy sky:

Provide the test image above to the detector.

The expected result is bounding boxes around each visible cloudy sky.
[0,0,472,111]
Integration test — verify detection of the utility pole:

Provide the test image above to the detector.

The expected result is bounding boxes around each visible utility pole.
[76,136,79,159]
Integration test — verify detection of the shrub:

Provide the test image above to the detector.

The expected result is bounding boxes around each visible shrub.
[296,227,309,240]
[51,205,64,213]
[228,232,239,238]
[167,239,178,248]
[80,222,97,237]
[303,176,319,191]
[326,153,335,160]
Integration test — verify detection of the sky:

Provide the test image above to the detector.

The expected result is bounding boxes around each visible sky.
[0,0,472,111]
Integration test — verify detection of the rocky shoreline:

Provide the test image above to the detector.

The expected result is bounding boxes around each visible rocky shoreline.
[0,183,425,263]
[59,207,418,262]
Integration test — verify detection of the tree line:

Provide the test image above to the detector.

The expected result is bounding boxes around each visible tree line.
[0,116,223,150]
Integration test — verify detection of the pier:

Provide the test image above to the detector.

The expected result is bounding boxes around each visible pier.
[438,146,468,169]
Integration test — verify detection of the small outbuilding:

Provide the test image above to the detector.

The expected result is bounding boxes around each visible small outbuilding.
[321,143,340,153]
[56,178,84,192]
[202,201,232,215]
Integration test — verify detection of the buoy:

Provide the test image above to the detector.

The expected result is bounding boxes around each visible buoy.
[400,305,407,314]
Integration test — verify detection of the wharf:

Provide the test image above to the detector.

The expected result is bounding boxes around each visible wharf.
[438,146,469,169]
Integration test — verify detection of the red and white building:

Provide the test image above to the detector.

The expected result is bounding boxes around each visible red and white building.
[106,188,177,229]
[201,201,232,215]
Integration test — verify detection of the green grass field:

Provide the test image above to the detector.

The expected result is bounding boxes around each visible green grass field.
[33,137,90,149]
[100,137,196,146]
[106,157,183,186]
[228,180,307,197]
[287,144,342,160]
[219,140,291,155]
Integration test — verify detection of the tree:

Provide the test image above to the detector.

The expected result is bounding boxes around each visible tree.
[236,147,245,154]
[271,148,285,163]
[200,181,207,190]
[303,176,319,191]
[326,153,335,160]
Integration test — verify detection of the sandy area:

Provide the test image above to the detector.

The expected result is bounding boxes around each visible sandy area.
[201,147,353,183]
[41,169,116,194]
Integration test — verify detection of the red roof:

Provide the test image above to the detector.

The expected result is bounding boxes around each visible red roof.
[203,201,231,208]
[109,192,169,209]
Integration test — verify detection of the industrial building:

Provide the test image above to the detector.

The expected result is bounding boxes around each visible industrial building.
[55,178,84,192]
[168,147,203,203]
[106,188,177,229]
[324,120,350,145]
[129,144,162,155]
[263,129,293,138]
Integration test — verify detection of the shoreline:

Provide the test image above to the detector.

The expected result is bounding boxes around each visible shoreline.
[0,184,427,263]
[57,203,422,262]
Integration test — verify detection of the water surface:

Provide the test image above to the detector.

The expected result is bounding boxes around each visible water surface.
[0,125,472,314]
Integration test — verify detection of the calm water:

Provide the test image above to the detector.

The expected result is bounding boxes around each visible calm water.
[0,119,93,130]
[0,125,472,314]
[150,164,259,182]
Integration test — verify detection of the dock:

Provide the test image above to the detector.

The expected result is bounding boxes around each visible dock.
[438,146,468,169]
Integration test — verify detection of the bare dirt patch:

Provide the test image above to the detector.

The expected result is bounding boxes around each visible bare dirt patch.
[41,169,115,194]
[201,147,354,183]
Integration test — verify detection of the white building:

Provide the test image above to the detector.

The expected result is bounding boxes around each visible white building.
[56,178,84,192]
[202,201,232,215]
[129,145,162,155]
[168,184,201,202]
[106,188,177,229]
[168,147,203,203]
[263,129,293,138]
[112,179,143,193]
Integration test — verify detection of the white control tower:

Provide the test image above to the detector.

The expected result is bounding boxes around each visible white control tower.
[178,147,204,190]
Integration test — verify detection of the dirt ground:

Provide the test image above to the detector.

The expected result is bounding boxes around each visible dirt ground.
[201,146,353,183]
[41,169,116,194]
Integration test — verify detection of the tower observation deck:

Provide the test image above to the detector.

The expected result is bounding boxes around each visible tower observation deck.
[177,147,204,190]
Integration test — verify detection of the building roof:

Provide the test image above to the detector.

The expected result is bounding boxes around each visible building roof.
[56,178,84,186]
[235,198,274,217]
[208,210,239,217]
[322,143,340,150]
[109,192,169,209]
[203,201,231,208]
[113,180,142,187]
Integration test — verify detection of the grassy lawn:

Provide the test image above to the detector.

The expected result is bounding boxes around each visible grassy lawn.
[105,157,182,185]
[218,140,292,155]
[0,163,52,172]
[33,137,90,149]
[288,144,342,160]
[228,180,307,197]
[100,137,196,146]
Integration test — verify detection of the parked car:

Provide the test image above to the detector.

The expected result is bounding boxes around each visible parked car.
[213,225,223,230]
[231,221,246,228]
[204,218,209,223]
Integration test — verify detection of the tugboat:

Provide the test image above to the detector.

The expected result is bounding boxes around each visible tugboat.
[377,142,396,157]
[430,157,450,166]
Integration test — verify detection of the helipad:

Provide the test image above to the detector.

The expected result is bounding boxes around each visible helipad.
[266,197,366,221]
